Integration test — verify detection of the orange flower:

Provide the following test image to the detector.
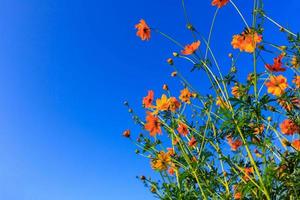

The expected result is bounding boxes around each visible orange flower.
[181,40,201,55]
[177,122,189,136]
[234,192,242,200]
[231,85,241,98]
[155,94,169,113]
[144,112,162,137]
[231,28,262,53]
[265,75,288,96]
[167,148,175,156]
[291,56,300,68]
[211,0,229,8]
[293,76,300,88]
[227,136,243,151]
[135,19,151,41]
[254,124,264,134]
[188,137,197,147]
[243,167,254,181]
[280,119,299,135]
[179,88,193,104]
[265,54,286,72]
[216,96,229,109]
[167,162,176,175]
[143,90,154,108]
[122,129,131,138]
[292,139,300,151]
[151,151,171,171]
[168,97,181,112]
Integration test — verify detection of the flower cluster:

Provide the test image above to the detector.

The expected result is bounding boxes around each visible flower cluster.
[125,0,300,199]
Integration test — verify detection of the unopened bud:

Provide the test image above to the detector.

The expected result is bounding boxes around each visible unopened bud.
[167,58,174,65]
[173,52,179,57]
[228,53,233,58]
[171,71,177,77]
[163,84,168,90]
[267,116,272,121]
[122,129,131,138]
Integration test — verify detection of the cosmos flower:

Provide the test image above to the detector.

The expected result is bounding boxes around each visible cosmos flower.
[231,85,242,98]
[211,0,229,8]
[265,75,288,96]
[227,136,243,151]
[265,54,286,72]
[144,112,162,137]
[188,137,197,147]
[168,97,181,112]
[293,76,300,88]
[151,151,171,171]
[135,19,151,41]
[280,119,299,135]
[292,139,300,151]
[179,88,193,104]
[181,40,201,55]
[291,56,300,68]
[143,90,154,108]
[231,28,262,53]
[177,122,189,136]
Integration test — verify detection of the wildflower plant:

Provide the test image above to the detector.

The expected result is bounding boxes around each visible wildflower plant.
[124,0,300,199]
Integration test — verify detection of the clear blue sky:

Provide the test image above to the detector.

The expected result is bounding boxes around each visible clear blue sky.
[0,0,299,199]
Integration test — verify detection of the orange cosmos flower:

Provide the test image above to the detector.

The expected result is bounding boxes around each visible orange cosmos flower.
[231,85,242,98]
[234,192,242,200]
[265,75,288,96]
[280,119,299,135]
[211,0,229,8]
[231,28,262,53]
[181,40,201,55]
[265,54,286,72]
[293,76,300,88]
[177,122,189,136]
[144,112,162,137]
[179,88,193,104]
[243,167,254,181]
[188,137,197,147]
[155,94,169,113]
[292,139,300,151]
[227,136,243,151]
[135,19,151,41]
[167,162,176,175]
[143,90,154,108]
[151,151,171,171]
[168,97,181,112]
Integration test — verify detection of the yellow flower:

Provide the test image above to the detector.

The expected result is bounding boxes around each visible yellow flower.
[291,56,300,68]
[216,96,229,109]
[231,28,262,53]
[231,85,242,98]
[265,75,288,96]
[151,151,171,171]
[155,94,169,113]
[293,76,300,88]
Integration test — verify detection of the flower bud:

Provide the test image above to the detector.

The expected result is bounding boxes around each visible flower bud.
[267,116,272,121]
[167,58,174,65]
[128,108,133,113]
[280,27,285,32]
[122,129,131,138]
[230,66,237,73]
[171,71,177,77]
[228,53,233,58]
[140,175,146,180]
[173,52,179,57]
[163,84,168,91]
[123,101,129,106]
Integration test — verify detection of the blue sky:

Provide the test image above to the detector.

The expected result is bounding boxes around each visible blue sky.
[0,0,299,199]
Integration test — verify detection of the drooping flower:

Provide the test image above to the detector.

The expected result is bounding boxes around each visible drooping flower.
[188,137,197,147]
[151,151,171,171]
[265,54,286,72]
[144,112,162,137]
[181,40,201,55]
[265,75,288,96]
[177,122,189,136]
[280,119,299,135]
[292,139,300,151]
[231,28,262,53]
[293,76,300,88]
[135,19,151,41]
[291,56,300,68]
[143,90,154,108]
[179,88,193,104]
[227,136,243,151]
[211,0,229,8]
[168,97,181,112]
